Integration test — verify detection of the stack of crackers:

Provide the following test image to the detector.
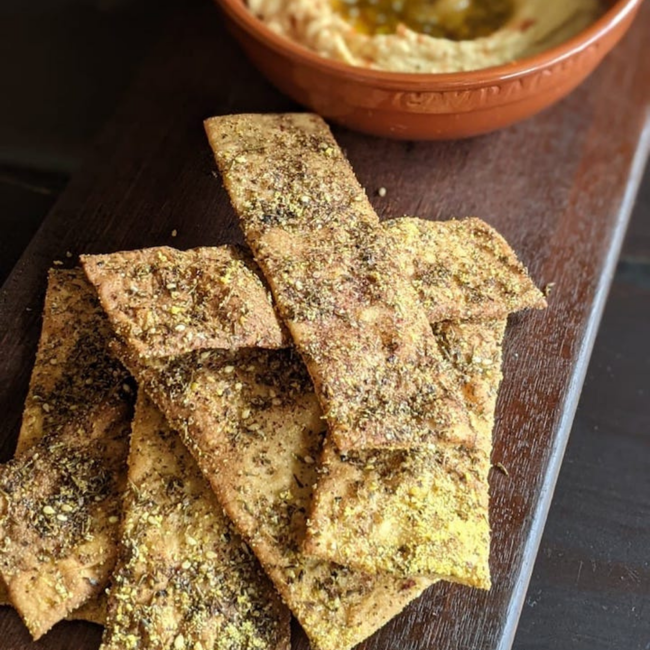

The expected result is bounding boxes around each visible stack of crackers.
[0,114,546,650]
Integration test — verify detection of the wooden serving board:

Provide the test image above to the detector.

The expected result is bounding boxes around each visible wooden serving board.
[1,1,650,649]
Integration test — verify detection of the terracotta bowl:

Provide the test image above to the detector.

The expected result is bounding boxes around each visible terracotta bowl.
[215,0,643,140]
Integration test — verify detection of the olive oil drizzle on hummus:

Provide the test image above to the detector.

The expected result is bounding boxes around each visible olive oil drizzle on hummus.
[333,0,514,40]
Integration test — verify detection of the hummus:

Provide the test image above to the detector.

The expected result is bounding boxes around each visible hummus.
[248,0,603,73]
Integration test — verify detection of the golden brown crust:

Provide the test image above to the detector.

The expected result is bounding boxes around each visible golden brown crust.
[205,113,472,452]
[81,245,288,358]
[384,217,547,322]
[433,319,507,437]
[101,394,290,650]
[114,344,433,650]
[17,269,132,456]
[82,217,542,367]
[306,441,492,588]
[0,269,133,639]
[68,593,108,625]
[0,401,130,639]
[304,319,506,587]
[2,269,114,626]
[0,549,107,625]
[0,583,107,624]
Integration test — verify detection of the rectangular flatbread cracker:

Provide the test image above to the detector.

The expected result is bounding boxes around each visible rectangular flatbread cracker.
[0,577,107,625]
[384,217,547,322]
[0,268,111,625]
[81,245,288,359]
[205,113,472,452]
[0,400,130,639]
[68,596,108,625]
[0,269,133,638]
[114,344,433,650]
[304,320,507,588]
[82,218,544,365]
[16,269,133,456]
[0,582,107,625]
[101,394,290,650]
[307,441,492,588]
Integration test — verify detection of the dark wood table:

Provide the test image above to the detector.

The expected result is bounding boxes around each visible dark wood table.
[0,1,649,649]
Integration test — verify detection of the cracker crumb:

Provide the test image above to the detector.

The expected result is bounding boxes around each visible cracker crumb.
[494,462,509,476]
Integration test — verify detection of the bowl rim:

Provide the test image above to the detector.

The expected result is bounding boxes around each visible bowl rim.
[216,0,642,89]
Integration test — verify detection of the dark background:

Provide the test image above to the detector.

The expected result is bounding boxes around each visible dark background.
[1,1,648,649]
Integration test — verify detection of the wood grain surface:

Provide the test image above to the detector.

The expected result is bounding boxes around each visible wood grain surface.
[1,1,650,649]
[515,230,650,650]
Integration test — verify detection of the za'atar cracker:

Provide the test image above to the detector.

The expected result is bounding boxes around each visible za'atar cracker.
[205,112,472,452]
[114,344,434,650]
[384,217,547,322]
[0,269,132,638]
[101,394,290,650]
[305,320,506,587]
[81,244,288,359]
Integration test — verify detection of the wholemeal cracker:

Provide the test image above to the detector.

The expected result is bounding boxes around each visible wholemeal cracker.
[0,400,130,638]
[83,219,543,364]
[68,596,108,625]
[114,345,433,650]
[0,269,132,638]
[205,113,472,452]
[0,570,106,625]
[101,393,290,650]
[0,582,108,625]
[384,218,547,322]
[304,320,507,587]
[16,269,133,456]
[0,269,112,625]
[307,441,492,587]
[81,245,288,359]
